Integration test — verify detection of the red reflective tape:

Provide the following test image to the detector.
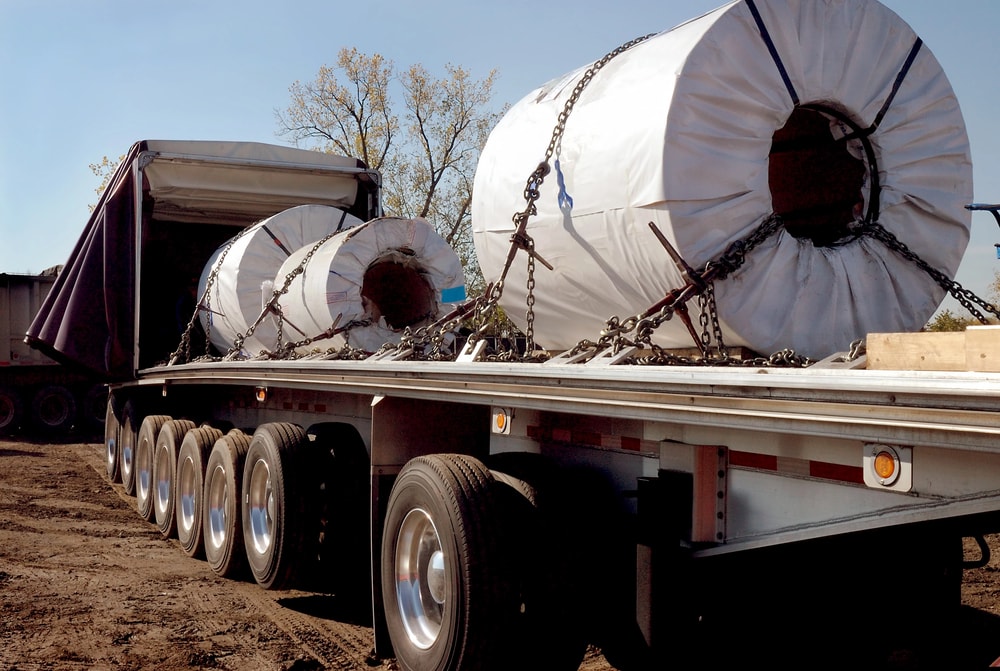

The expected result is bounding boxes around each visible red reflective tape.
[525,425,654,453]
[732,450,862,485]
[620,436,642,452]
[730,451,777,471]
[810,461,864,484]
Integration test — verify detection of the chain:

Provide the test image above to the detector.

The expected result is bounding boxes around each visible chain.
[377,32,659,365]
[524,240,537,353]
[864,220,1000,323]
[225,228,341,360]
[168,224,260,365]
[697,283,727,360]
[486,33,659,360]
[600,209,995,368]
[704,214,785,281]
[580,214,791,363]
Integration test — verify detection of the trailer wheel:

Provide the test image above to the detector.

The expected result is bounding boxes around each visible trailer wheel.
[30,385,76,434]
[203,429,251,578]
[487,453,590,671]
[104,396,122,483]
[489,453,649,670]
[82,384,108,434]
[381,454,516,671]
[176,425,224,558]
[152,418,196,537]
[134,413,169,519]
[241,422,310,590]
[118,400,146,496]
[307,423,371,597]
[0,386,24,437]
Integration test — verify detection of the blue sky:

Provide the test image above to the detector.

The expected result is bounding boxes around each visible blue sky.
[2,0,999,316]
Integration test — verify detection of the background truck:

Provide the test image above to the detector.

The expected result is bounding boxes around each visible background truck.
[23,1,1000,669]
[1,268,106,436]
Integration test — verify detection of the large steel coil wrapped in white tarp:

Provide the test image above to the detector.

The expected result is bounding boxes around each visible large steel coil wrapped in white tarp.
[472,0,973,358]
[199,204,364,356]
[273,216,467,354]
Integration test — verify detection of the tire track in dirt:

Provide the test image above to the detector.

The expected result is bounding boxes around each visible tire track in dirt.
[72,440,387,670]
[2,439,617,671]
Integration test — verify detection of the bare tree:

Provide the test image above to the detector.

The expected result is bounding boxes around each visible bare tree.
[88,155,125,211]
[275,49,504,294]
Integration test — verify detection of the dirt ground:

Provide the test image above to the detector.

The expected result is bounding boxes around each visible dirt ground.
[3,434,1000,671]
[0,435,620,671]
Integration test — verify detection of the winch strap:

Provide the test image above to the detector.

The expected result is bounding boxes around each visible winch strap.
[872,38,923,130]
[745,0,799,105]
[334,208,349,233]
[262,225,293,257]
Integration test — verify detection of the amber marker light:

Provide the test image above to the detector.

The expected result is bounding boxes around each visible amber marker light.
[491,407,511,435]
[255,386,268,403]
[873,447,899,485]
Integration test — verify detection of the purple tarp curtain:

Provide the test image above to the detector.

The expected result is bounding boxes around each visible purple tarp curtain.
[24,142,143,381]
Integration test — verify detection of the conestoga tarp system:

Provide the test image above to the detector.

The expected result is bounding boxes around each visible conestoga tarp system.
[472,0,973,358]
[26,140,379,379]
[25,145,140,380]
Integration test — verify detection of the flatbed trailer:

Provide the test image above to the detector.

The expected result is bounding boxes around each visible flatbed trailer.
[90,346,1000,669]
[24,1,1000,667]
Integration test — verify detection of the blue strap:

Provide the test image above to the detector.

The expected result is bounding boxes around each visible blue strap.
[555,159,574,213]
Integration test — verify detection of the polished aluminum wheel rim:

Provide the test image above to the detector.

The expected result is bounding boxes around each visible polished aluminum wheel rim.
[155,445,172,518]
[206,463,228,552]
[177,455,197,536]
[106,435,117,474]
[136,441,151,502]
[395,507,446,650]
[248,458,274,555]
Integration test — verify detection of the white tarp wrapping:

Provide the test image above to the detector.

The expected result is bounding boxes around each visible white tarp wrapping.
[471,0,973,358]
[273,216,467,354]
[199,204,363,356]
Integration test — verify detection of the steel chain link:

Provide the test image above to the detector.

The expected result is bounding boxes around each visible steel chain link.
[864,221,1000,323]
[168,223,258,365]
[224,228,343,360]
[171,36,996,371]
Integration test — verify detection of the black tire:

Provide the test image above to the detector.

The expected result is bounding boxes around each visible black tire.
[30,385,76,434]
[119,400,148,496]
[134,413,170,520]
[203,429,252,578]
[487,453,591,671]
[175,425,224,558]
[241,422,311,590]
[307,423,371,597]
[152,418,196,537]
[82,384,108,434]
[498,456,647,671]
[0,386,25,437]
[381,454,518,671]
[104,396,122,483]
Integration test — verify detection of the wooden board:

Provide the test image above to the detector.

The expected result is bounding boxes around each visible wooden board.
[866,327,1000,372]
[964,325,1000,372]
